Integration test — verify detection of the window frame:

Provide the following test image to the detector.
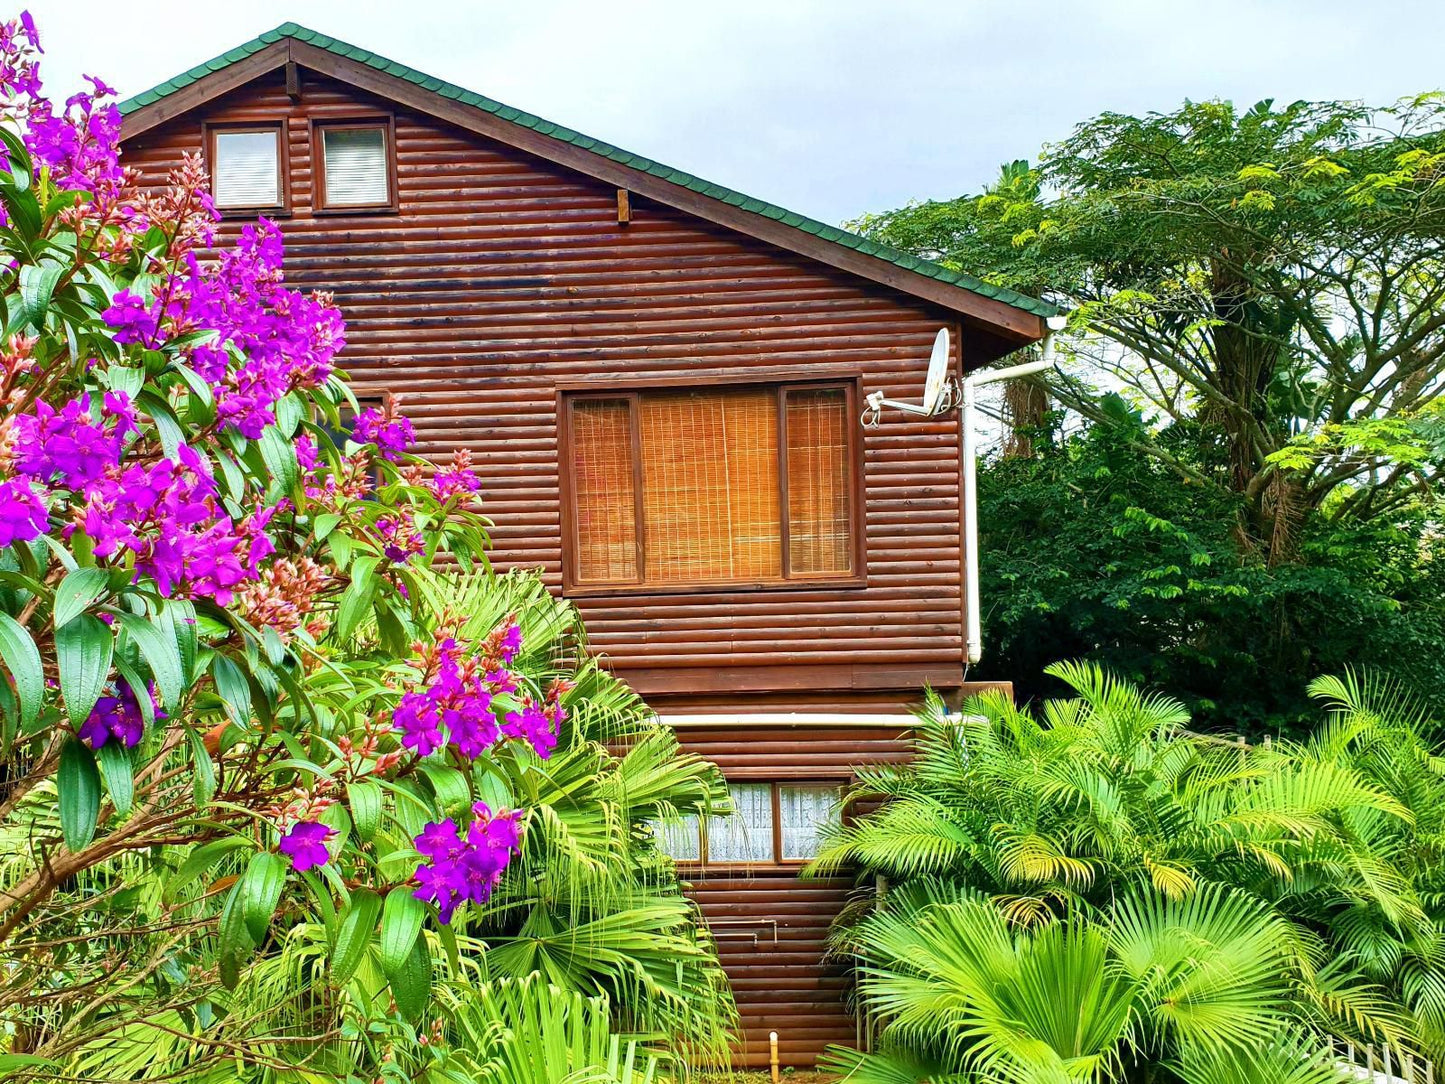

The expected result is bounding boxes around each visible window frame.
[205,122,289,218]
[666,779,849,870]
[558,375,866,597]
[310,115,398,215]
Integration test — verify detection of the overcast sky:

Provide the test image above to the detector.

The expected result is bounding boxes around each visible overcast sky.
[21,0,1445,226]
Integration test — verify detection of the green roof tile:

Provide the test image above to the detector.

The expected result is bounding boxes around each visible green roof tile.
[119,22,1057,321]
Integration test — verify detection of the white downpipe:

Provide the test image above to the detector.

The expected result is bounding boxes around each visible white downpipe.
[962,316,1066,663]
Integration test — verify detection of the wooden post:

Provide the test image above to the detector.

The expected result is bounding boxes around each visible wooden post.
[769,1031,780,1084]
[616,188,631,226]
[1385,1043,1394,1080]
[1368,1045,1376,1076]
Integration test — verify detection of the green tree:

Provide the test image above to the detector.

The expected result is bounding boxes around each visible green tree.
[974,401,1445,733]
[855,96,1445,564]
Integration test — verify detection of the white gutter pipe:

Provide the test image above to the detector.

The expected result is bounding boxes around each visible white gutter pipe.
[963,314,1067,664]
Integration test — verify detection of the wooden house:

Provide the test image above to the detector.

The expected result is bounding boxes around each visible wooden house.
[118,24,1054,1066]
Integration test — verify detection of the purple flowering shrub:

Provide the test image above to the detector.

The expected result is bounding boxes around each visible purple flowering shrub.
[0,13,600,1048]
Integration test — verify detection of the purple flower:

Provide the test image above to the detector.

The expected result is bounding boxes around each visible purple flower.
[394,690,445,757]
[279,820,333,871]
[78,681,157,750]
[353,407,414,460]
[499,623,523,664]
[0,478,47,546]
[412,803,523,923]
[12,392,133,489]
[102,289,161,346]
[501,701,558,760]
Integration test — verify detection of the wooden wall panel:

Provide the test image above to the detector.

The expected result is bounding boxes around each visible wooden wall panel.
[120,66,971,699]
[671,724,913,1066]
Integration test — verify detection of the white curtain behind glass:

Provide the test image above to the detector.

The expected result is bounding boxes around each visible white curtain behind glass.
[324,128,389,206]
[707,783,773,863]
[779,784,841,860]
[213,131,278,208]
[653,814,700,862]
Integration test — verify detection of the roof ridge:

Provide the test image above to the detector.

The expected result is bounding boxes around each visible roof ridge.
[118,23,1058,320]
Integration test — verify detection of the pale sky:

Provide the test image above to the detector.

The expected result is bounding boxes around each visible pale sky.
[21,0,1445,226]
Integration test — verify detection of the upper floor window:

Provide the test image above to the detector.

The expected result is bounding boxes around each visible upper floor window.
[209,125,285,212]
[315,119,394,211]
[562,381,859,592]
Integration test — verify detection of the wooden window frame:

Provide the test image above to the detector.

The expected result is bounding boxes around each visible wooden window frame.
[204,122,289,218]
[310,115,399,215]
[558,376,866,597]
[670,779,850,871]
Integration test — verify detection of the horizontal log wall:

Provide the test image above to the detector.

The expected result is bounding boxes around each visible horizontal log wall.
[121,66,970,698]
[675,724,915,1067]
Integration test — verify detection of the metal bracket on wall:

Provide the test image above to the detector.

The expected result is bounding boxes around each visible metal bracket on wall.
[707,918,779,944]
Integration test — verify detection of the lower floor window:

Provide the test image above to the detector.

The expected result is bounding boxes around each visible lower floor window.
[657,781,843,865]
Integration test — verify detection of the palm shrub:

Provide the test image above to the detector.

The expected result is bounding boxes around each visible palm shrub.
[811,661,1445,1078]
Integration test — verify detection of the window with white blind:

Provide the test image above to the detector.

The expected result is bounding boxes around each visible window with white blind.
[210,127,283,211]
[655,781,845,865]
[317,122,393,210]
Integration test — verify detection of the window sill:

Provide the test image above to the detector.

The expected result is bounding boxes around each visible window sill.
[312,203,399,216]
[564,574,866,599]
[217,206,292,220]
[673,860,816,871]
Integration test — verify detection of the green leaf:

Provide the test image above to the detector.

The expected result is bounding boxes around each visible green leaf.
[331,888,382,986]
[116,611,184,710]
[349,779,382,842]
[15,261,64,330]
[240,851,288,945]
[258,424,300,499]
[388,932,432,1021]
[421,764,472,820]
[335,556,380,642]
[0,612,44,732]
[57,738,102,853]
[380,889,425,976]
[95,741,134,817]
[186,725,217,807]
[53,567,110,628]
[54,614,113,728]
[165,837,251,903]
[217,880,255,989]
[210,653,252,728]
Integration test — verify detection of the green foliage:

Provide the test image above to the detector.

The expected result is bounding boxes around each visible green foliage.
[3,566,734,1081]
[812,664,1445,1077]
[974,411,1445,733]
[856,95,1445,563]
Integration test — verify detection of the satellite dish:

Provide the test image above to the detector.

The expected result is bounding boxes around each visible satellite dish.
[921,328,951,415]
[862,327,957,423]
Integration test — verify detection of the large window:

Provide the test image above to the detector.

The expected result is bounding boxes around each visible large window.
[314,119,395,211]
[209,125,285,213]
[657,781,844,866]
[563,382,858,591]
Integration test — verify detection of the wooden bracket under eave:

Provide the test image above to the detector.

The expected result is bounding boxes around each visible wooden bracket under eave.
[616,188,631,226]
[285,61,301,102]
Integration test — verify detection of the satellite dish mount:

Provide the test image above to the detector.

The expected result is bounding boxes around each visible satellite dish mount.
[863,328,955,425]
[861,316,1066,666]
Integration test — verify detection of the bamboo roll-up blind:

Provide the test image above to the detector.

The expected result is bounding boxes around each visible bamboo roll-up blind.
[570,397,638,582]
[640,388,781,582]
[785,388,851,575]
[566,382,855,587]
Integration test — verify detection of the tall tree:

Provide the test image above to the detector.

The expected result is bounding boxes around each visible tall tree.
[855,96,1445,562]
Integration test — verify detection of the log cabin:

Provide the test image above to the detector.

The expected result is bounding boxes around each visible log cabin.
[117,23,1056,1067]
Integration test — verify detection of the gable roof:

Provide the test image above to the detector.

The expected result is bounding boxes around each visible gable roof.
[119,22,1057,355]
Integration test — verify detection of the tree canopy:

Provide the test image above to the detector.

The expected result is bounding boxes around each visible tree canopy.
[856,96,1445,564]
